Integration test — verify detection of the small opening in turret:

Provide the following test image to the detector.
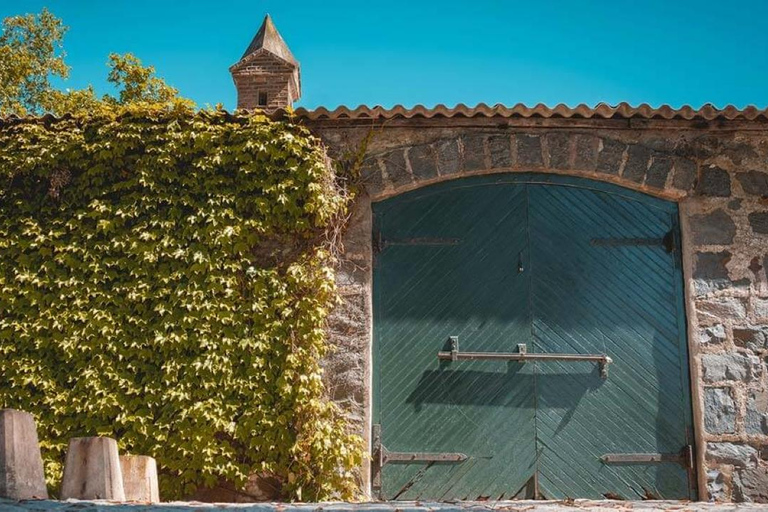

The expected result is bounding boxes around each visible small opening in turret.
[258,91,268,106]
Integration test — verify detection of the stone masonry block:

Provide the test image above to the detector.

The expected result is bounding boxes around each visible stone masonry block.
[696,296,748,324]
[738,170,768,197]
[461,134,486,171]
[408,145,438,180]
[707,469,726,502]
[690,209,737,246]
[359,158,384,196]
[381,149,412,188]
[0,409,48,500]
[120,455,159,503]
[60,437,125,501]
[749,211,768,235]
[707,442,758,467]
[573,134,599,170]
[693,251,747,296]
[697,165,732,197]
[436,139,460,175]
[699,324,726,346]
[734,467,768,502]
[756,297,768,321]
[545,133,571,169]
[488,135,511,168]
[701,353,761,383]
[622,144,651,183]
[516,134,543,167]
[746,389,768,436]
[734,326,768,352]
[596,139,626,175]
[645,152,673,189]
[704,387,736,434]
[672,157,698,191]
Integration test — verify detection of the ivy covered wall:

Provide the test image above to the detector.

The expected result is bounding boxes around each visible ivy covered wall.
[0,108,362,501]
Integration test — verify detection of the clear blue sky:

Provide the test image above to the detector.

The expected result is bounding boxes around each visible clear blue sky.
[5,1,768,110]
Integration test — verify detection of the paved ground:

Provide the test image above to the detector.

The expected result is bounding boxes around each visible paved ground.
[2,501,768,512]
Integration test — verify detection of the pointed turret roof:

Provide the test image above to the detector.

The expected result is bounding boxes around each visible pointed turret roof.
[239,14,297,66]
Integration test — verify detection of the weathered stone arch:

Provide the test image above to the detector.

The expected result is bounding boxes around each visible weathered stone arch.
[360,132,706,202]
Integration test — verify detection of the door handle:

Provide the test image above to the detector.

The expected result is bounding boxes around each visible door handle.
[438,338,613,378]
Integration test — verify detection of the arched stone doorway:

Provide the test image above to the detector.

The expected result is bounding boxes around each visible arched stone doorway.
[370,174,696,500]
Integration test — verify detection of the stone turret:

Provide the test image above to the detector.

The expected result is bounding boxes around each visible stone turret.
[230,15,301,111]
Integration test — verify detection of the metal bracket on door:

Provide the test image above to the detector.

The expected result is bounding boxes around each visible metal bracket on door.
[438,337,613,378]
[373,231,462,255]
[371,424,468,498]
[601,445,694,469]
[590,229,675,254]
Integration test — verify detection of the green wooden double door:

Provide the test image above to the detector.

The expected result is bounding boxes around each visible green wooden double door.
[372,174,695,501]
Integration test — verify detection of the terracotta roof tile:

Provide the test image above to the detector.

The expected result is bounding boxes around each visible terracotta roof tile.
[288,102,768,121]
[2,103,767,125]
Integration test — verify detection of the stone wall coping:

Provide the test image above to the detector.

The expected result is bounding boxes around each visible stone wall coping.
[298,116,768,132]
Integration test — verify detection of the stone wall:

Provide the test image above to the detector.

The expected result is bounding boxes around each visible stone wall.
[308,118,768,502]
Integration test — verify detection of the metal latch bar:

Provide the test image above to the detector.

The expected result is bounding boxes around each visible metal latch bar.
[438,338,613,378]
[601,445,694,468]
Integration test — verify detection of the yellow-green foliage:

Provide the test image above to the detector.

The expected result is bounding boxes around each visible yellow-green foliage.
[0,107,362,500]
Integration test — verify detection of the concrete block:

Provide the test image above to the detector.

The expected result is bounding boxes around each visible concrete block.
[0,409,48,500]
[60,437,125,501]
[120,455,159,503]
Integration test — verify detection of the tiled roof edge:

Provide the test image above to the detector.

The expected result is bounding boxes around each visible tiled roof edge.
[286,102,768,121]
[3,103,767,125]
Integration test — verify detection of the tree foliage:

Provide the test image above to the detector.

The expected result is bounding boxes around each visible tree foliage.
[0,9,193,116]
[0,8,68,116]
[0,107,362,500]
[106,53,190,107]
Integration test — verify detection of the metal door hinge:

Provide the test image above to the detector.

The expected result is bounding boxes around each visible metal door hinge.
[371,424,468,498]
[601,445,694,469]
[591,229,675,254]
[374,235,462,255]
[373,227,383,256]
